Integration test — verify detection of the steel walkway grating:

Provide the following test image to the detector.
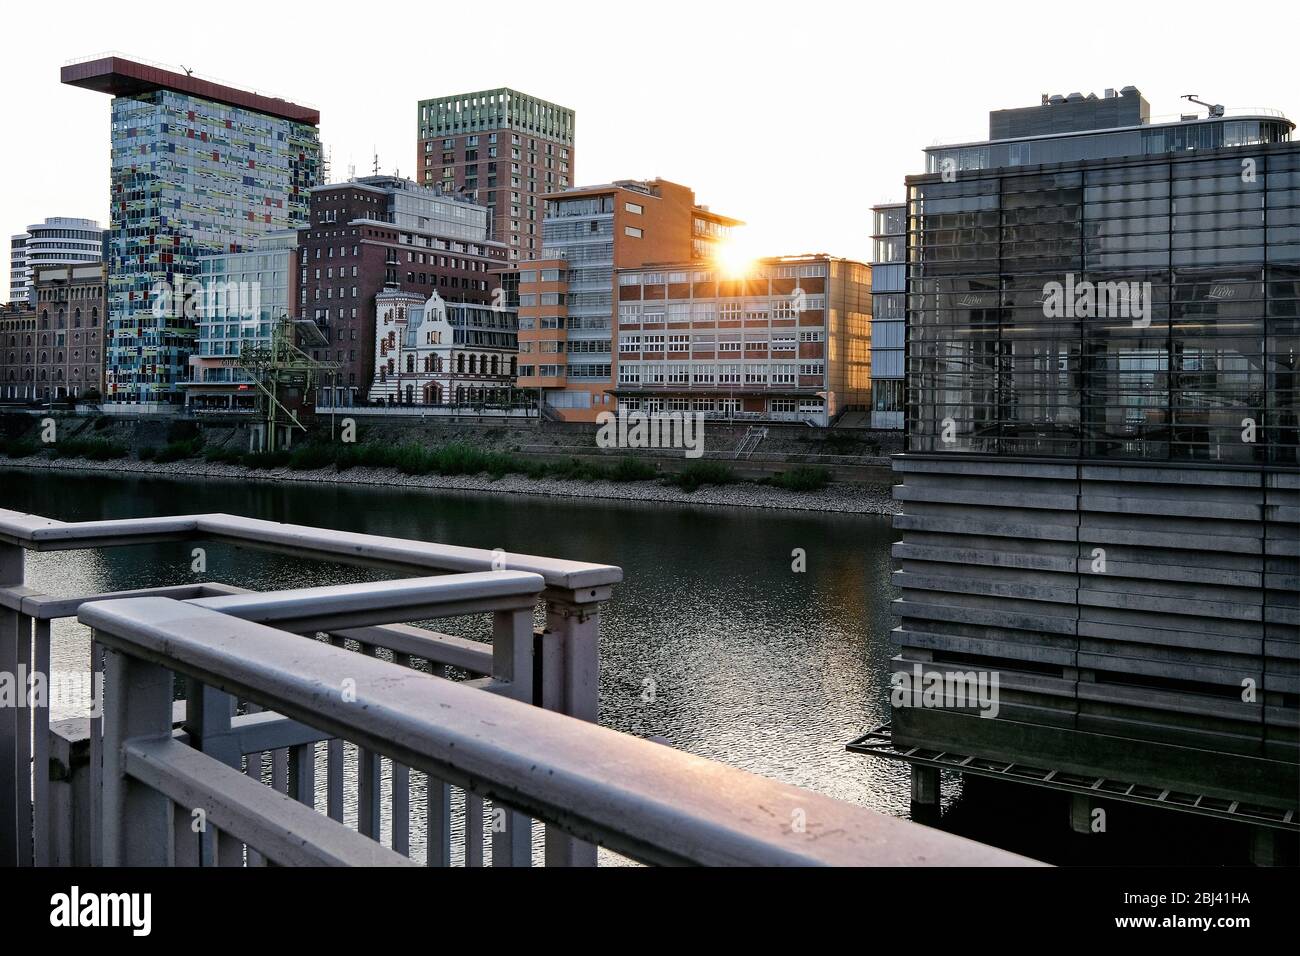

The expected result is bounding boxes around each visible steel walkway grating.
[847,724,1299,833]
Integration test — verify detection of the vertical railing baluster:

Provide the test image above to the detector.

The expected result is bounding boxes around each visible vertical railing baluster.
[271,748,288,795]
[490,609,535,867]
[326,637,344,822]
[288,743,315,809]
[31,619,51,866]
[357,644,381,840]
[0,540,20,867]
[465,791,484,867]
[425,664,451,867]
[173,801,200,866]
[88,640,104,867]
[244,748,265,867]
[391,652,411,856]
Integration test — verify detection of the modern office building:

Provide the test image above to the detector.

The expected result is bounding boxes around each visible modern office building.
[61,55,321,409]
[7,218,105,305]
[610,255,871,425]
[183,231,299,411]
[871,86,1300,840]
[367,287,519,407]
[0,263,106,402]
[514,179,741,422]
[300,176,508,407]
[8,236,27,305]
[416,88,574,262]
[870,202,905,428]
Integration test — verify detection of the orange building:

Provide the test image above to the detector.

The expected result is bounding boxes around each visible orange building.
[514,179,740,421]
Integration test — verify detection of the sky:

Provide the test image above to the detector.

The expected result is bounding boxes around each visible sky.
[2,0,1297,297]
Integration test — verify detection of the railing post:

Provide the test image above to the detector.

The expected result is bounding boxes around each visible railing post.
[0,542,24,866]
[99,640,174,866]
[539,589,603,867]
[182,679,238,865]
[491,608,534,866]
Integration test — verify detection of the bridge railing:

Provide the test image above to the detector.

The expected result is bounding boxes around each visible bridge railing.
[82,594,1032,866]
[0,509,620,867]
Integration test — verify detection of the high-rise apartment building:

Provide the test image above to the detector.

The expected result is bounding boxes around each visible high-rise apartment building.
[416,89,574,262]
[611,255,871,425]
[515,179,741,422]
[869,203,905,428]
[62,55,321,409]
[869,87,1299,830]
[300,176,508,407]
[7,218,105,305]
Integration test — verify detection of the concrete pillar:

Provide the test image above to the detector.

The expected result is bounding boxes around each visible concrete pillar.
[1249,827,1278,867]
[1070,794,1092,834]
[910,765,940,807]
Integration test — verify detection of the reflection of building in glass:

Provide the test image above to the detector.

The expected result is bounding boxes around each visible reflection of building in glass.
[870,203,905,428]
[62,56,320,408]
[879,88,1299,838]
[368,287,519,407]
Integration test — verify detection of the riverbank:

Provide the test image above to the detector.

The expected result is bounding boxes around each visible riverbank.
[0,454,900,516]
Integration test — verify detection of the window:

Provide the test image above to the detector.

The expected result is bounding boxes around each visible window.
[624,226,643,239]
[625,202,643,215]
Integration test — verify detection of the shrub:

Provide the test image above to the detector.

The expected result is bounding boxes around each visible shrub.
[50,438,129,461]
[287,443,336,471]
[0,438,39,459]
[153,439,203,463]
[608,457,657,482]
[769,466,831,492]
[203,447,245,465]
[668,460,736,493]
[137,447,156,462]
[92,416,113,432]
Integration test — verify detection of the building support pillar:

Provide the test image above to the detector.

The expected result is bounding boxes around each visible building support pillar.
[1070,794,1092,834]
[1249,827,1278,867]
[910,765,940,807]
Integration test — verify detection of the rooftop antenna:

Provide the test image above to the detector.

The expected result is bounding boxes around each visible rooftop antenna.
[1182,94,1225,118]
[181,65,195,76]
[372,150,380,176]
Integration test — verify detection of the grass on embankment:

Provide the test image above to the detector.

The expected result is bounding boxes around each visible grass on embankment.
[0,434,835,495]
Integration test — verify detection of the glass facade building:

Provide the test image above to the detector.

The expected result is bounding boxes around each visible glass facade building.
[908,118,1299,465]
[64,58,321,406]
[870,203,906,428]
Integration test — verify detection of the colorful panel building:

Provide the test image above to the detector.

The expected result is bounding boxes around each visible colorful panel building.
[61,56,321,408]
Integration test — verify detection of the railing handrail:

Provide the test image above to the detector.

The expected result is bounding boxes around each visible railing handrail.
[81,595,1036,867]
[0,509,622,594]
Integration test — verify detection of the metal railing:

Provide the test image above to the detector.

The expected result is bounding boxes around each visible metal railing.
[0,509,1034,867]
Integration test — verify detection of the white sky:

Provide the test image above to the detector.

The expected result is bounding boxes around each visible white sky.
[2,0,1296,297]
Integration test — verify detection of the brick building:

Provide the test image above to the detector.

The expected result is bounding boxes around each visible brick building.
[0,263,106,402]
[416,89,574,262]
[299,176,509,407]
